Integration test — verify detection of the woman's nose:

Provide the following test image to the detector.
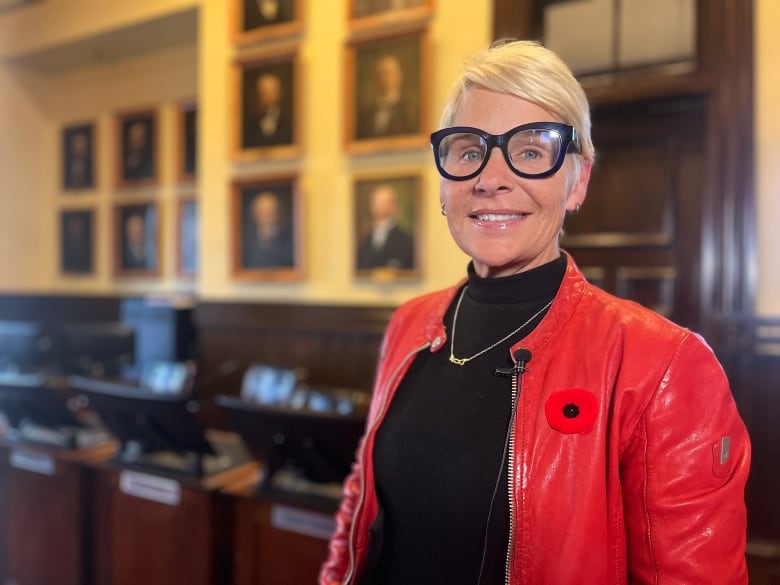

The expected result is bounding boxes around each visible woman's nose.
[474,146,514,193]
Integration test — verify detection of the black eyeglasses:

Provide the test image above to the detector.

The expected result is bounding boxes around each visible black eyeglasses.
[430,122,581,181]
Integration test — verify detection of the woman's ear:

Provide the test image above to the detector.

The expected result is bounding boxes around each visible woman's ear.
[566,158,592,212]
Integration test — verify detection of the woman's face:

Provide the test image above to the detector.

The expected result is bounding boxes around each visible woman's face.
[440,88,591,278]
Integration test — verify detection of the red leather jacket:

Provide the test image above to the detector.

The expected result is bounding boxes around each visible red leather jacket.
[321,256,750,584]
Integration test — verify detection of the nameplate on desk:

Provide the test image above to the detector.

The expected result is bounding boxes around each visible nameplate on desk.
[270,504,335,540]
[9,449,55,476]
[119,470,182,506]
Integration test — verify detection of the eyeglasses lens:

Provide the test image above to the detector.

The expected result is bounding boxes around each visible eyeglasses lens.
[437,128,564,178]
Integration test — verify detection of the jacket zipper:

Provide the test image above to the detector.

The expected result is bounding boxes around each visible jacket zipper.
[344,341,431,585]
[504,369,520,585]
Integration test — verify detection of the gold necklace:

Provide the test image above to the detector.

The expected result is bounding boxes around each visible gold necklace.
[448,286,553,366]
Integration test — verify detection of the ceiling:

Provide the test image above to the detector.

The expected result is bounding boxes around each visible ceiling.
[6,7,198,74]
[0,0,38,13]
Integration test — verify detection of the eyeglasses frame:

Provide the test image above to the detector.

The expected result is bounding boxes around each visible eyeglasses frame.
[429,121,581,181]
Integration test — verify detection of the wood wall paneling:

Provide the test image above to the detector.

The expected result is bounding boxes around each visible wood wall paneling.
[493,0,774,553]
[0,294,120,325]
[193,301,391,428]
[562,96,705,328]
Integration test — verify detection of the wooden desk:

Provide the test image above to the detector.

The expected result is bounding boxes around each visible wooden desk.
[229,479,339,585]
[89,431,257,585]
[0,436,115,585]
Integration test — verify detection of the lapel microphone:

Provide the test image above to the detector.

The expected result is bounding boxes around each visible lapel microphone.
[493,348,533,378]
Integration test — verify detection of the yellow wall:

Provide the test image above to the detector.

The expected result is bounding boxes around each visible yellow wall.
[0,0,777,314]
[197,0,478,305]
[0,0,480,305]
[0,0,201,295]
[755,0,780,316]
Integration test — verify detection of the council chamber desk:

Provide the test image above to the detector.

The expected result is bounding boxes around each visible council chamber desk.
[63,374,258,585]
[0,434,115,585]
[88,429,257,585]
[229,476,339,585]
[0,372,116,585]
[214,387,365,585]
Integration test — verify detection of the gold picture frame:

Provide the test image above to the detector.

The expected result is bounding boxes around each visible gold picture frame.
[353,170,422,280]
[115,108,159,189]
[345,29,431,154]
[231,175,304,281]
[62,122,96,191]
[176,99,197,184]
[113,201,161,278]
[231,0,305,46]
[231,47,302,161]
[60,208,95,275]
[347,0,433,34]
[177,197,198,279]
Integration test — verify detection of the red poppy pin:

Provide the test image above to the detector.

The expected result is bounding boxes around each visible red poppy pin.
[544,388,598,434]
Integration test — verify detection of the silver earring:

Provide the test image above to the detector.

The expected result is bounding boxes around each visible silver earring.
[574,203,581,213]
[440,203,447,216]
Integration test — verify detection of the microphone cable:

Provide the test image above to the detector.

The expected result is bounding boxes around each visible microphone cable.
[476,348,532,585]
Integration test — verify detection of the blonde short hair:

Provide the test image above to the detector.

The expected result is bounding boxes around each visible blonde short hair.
[439,40,595,174]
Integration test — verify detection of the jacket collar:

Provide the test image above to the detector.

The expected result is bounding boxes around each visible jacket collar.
[421,251,587,357]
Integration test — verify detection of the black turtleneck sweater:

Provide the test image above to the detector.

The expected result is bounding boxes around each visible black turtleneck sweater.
[368,254,566,585]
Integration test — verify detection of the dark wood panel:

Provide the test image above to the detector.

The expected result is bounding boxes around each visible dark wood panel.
[91,464,235,585]
[491,0,756,333]
[712,317,780,544]
[0,441,112,585]
[193,302,393,428]
[5,459,86,585]
[614,267,676,317]
[492,0,533,41]
[562,96,705,329]
[743,322,780,541]
[564,134,677,246]
[0,294,120,324]
[233,495,331,585]
[746,349,780,538]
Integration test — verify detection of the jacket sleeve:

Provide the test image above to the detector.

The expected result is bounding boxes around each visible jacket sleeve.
[621,333,750,584]
[319,453,364,585]
[319,310,404,585]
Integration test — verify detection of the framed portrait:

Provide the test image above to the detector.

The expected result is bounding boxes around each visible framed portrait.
[348,0,433,30]
[177,100,197,183]
[345,30,430,153]
[354,172,421,279]
[231,175,304,281]
[115,109,158,188]
[62,123,96,191]
[177,197,198,278]
[60,208,95,275]
[232,0,304,45]
[232,49,301,161]
[114,202,160,277]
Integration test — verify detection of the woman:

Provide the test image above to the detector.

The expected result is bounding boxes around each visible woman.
[321,40,750,584]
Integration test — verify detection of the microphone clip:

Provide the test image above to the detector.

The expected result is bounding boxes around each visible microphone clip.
[493,348,532,378]
[493,362,528,378]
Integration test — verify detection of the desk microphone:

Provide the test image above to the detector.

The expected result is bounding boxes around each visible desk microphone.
[493,348,533,378]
